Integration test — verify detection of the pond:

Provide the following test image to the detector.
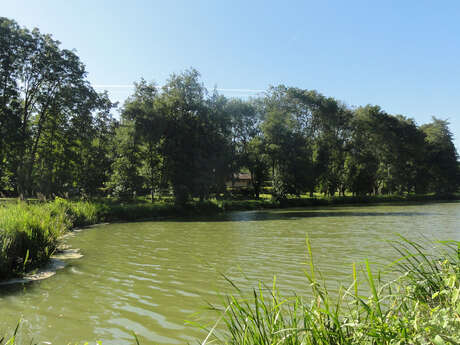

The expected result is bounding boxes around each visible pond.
[1,202,459,344]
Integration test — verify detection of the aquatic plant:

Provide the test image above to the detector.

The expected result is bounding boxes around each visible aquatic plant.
[200,236,460,344]
[0,198,99,280]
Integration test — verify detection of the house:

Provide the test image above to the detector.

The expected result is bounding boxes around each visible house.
[226,172,252,188]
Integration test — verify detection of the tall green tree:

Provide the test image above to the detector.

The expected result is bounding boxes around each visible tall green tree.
[108,120,143,199]
[156,69,233,204]
[72,92,117,196]
[0,17,107,196]
[226,98,268,198]
[123,80,163,201]
[262,86,318,198]
[343,106,382,196]
[262,109,313,199]
[420,118,459,194]
[0,18,26,192]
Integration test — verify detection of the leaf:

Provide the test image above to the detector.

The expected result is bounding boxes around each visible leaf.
[132,331,140,345]
[452,288,460,305]
[448,275,456,289]
[23,249,29,271]
[434,335,446,345]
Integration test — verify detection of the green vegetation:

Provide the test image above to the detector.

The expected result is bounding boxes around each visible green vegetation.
[201,237,460,344]
[0,15,459,344]
[0,17,458,205]
[0,198,98,279]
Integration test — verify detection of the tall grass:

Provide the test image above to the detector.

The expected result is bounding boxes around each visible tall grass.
[201,236,460,344]
[0,198,99,280]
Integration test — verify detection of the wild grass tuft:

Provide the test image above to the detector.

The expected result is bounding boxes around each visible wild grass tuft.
[201,236,460,344]
[0,198,99,280]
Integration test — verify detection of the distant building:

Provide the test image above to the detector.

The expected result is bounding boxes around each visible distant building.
[226,172,252,188]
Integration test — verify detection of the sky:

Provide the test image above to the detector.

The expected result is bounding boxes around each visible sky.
[2,0,460,151]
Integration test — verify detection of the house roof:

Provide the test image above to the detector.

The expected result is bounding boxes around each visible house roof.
[235,172,251,180]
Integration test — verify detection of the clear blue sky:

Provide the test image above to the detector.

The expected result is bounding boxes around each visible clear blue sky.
[3,0,460,151]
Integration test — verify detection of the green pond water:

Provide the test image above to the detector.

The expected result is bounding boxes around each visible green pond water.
[1,202,459,344]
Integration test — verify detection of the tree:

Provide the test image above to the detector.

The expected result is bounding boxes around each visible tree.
[344,106,381,196]
[386,115,426,194]
[0,18,26,192]
[262,86,319,198]
[155,69,233,204]
[0,17,107,196]
[72,92,117,196]
[108,121,143,199]
[309,96,352,196]
[245,136,269,199]
[226,98,266,197]
[262,109,313,199]
[421,118,459,194]
[123,80,163,202]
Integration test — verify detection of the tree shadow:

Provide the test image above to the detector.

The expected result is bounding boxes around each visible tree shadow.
[156,208,439,223]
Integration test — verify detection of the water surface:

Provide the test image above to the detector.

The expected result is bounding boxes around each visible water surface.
[1,202,459,344]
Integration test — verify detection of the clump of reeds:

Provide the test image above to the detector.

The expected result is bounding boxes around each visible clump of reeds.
[0,198,99,280]
[200,236,460,344]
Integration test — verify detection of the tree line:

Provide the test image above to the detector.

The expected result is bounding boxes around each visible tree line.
[0,17,458,203]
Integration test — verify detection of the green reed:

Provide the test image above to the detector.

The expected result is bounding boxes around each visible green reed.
[200,236,460,345]
[0,198,99,280]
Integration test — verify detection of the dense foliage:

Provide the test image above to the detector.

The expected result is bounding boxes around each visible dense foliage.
[0,17,116,197]
[0,17,458,204]
[0,198,98,279]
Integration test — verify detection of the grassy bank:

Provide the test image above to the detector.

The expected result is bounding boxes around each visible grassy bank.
[219,193,460,211]
[0,199,101,280]
[0,194,458,280]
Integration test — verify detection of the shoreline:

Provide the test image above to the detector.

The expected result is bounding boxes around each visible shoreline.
[0,194,459,282]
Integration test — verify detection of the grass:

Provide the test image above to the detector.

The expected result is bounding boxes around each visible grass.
[0,198,101,280]
[199,236,460,344]
[219,193,460,211]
